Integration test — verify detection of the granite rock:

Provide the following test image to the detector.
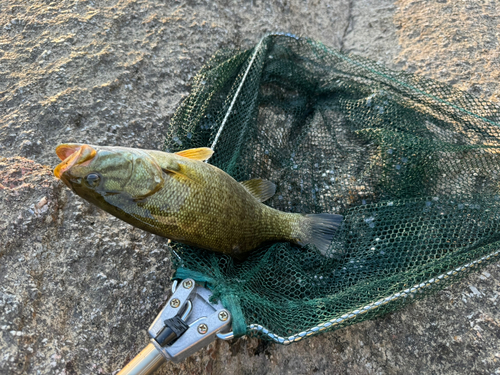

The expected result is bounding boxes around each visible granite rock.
[1,1,499,374]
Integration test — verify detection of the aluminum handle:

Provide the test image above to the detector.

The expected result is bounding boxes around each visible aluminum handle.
[117,343,164,375]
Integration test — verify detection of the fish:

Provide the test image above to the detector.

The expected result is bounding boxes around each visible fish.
[53,144,343,258]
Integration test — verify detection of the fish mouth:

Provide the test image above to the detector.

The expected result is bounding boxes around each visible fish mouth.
[54,144,97,179]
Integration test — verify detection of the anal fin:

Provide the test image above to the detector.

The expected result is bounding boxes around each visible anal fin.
[240,178,276,202]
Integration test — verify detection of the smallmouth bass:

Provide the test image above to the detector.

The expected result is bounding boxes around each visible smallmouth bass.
[54,144,343,257]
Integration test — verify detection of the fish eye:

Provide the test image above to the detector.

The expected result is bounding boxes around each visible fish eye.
[85,173,101,188]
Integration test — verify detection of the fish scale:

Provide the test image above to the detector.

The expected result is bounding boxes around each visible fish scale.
[54,144,343,257]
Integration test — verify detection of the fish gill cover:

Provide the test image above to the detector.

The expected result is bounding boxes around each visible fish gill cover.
[164,34,500,341]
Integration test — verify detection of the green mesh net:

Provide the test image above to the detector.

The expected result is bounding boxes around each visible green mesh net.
[163,34,500,342]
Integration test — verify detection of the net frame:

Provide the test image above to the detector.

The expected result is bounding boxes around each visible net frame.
[164,33,500,342]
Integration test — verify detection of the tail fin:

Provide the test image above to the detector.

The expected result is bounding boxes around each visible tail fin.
[296,213,343,255]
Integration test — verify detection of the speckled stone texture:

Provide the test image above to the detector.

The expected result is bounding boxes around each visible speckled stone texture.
[1,1,499,374]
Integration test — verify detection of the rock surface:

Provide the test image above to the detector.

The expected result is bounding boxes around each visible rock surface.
[1,0,499,374]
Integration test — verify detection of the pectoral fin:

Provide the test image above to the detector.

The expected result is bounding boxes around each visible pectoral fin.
[158,158,195,182]
[157,157,179,172]
[175,147,214,161]
[240,178,276,202]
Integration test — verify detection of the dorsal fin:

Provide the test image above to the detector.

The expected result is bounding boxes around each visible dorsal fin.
[240,178,276,202]
[175,147,214,161]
